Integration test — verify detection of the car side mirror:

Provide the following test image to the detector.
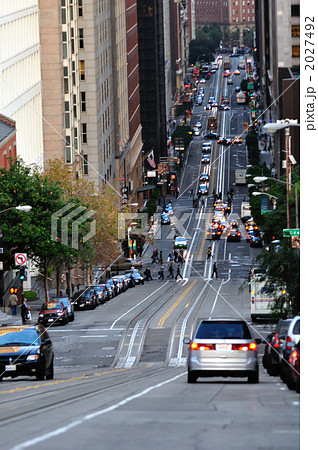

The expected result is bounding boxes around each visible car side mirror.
[255,338,262,345]
[183,338,190,345]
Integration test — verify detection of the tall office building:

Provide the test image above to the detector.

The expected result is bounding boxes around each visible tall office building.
[0,2,44,167]
[255,0,300,175]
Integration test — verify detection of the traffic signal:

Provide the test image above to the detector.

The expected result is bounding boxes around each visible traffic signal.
[19,266,25,280]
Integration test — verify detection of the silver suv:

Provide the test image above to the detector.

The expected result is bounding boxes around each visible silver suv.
[184,319,261,383]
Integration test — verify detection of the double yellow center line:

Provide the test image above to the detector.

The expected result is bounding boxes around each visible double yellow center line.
[157,280,197,328]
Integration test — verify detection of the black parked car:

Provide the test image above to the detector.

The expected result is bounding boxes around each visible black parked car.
[262,319,292,376]
[0,325,54,381]
[73,290,96,310]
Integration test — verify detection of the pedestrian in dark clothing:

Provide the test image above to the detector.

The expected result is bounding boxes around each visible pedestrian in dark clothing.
[167,263,174,278]
[212,262,218,279]
[175,265,183,280]
[21,298,29,324]
[159,251,163,265]
[158,266,165,280]
[151,250,157,264]
[144,266,153,281]
[173,250,178,262]
[77,283,80,291]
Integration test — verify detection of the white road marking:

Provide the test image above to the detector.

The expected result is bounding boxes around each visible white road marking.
[11,372,187,450]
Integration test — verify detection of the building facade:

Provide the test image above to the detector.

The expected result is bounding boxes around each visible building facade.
[0,114,16,169]
[0,1,44,167]
[255,0,300,176]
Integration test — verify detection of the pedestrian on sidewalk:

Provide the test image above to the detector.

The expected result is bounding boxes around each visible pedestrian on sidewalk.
[167,263,174,279]
[158,266,165,280]
[175,265,183,280]
[212,262,218,279]
[21,298,29,324]
[9,291,18,315]
[144,266,153,281]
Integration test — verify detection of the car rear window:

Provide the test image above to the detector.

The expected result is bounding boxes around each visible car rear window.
[277,320,292,334]
[195,321,252,340]
[292,319,300,335]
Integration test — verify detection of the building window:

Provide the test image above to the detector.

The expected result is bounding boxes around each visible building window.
[82,123,87,144]
[83,154,88,174]
[63,66,69,94]
[65,101,70,128]
[80,60,85,81]
[291,25,300,38]
[72,61,76,86]
[65,136,72,163]
[292,45,300,57]
[74,127,78,150]
[73,94,77,120]
[61,7,66,24]
[291,5,300,16]
[79,29,84,49]
[62,32,67,58]
[81,91,86,112]
[78,0,83,16]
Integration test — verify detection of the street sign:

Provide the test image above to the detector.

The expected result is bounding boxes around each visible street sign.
[283,229,300,237]
[292,236,300,248]
[15,253,27,266]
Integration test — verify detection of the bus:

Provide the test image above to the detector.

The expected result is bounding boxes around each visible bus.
[207,107,218,129]
[236,91,247,104]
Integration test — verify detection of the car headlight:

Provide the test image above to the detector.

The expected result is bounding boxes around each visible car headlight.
[27,354,40,361]
[58,311,64,316]
[39,314,44,318]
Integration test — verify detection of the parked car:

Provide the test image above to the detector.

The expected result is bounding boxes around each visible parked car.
[123,272,136,288]
[279,316,300,383]
[38,300,69,326]
[126,269,145,285]
[73,290,96,310]
[106,279,120,296]
[286,341,300,392]
[184,319,261,383]
[56,297,75,321]
[93,285,107,304]
[0,325,54,381]
[263,319,292,376]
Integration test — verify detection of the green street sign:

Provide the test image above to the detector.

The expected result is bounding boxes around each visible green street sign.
[247,82,254,90]
[283,228,300,237]
[261,210,272,215]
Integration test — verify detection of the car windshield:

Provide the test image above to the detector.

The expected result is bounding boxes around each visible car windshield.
[42,302,63,310]
[195,321,252,340]
[0,328,40,346]
[94,286,103,292]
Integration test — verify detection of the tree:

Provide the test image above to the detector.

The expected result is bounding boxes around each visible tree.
[247,165,300,316]
[42,159,119,281]
[171,125,193,149]
[0,160,82,301]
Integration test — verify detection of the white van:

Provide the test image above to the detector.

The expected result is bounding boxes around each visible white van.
[250,271,280,322]
[201,141,212,152]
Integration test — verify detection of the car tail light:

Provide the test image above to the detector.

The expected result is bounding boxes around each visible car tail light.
[286,335,294,349]
[289,350,298,364]
[273,333,280,348]
[238,232,241,236]
[190,343,215,351]
[232,343,257,351]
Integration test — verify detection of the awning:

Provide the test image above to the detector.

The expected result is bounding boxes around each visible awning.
[137,185,156,192]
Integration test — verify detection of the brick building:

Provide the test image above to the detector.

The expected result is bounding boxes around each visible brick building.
[0,114,16,169]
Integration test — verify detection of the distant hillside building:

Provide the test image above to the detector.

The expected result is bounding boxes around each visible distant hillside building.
[0,114,16,169]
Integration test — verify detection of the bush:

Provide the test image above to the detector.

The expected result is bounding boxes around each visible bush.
[23,291,38,300]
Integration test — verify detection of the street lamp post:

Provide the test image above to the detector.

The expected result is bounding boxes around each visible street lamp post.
[263,120,299,229]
